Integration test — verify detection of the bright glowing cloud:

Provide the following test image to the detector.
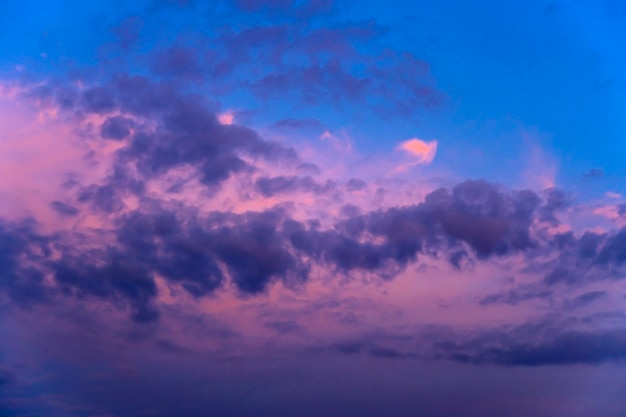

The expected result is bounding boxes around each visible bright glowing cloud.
[396,138,438,166]
[219,111,235,125]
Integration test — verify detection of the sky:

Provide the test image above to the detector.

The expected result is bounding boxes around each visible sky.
[1,1,626,416]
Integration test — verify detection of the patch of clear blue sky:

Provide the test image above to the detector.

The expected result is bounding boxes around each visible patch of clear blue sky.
[1,0,625,192]
[349,1,626,186]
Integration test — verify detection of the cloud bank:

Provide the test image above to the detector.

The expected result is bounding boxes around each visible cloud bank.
[1,1,625,417]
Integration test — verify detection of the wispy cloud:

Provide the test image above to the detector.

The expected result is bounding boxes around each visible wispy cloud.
[394,138,438,171]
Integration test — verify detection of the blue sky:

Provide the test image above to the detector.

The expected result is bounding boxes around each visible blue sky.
[3,0,625,189]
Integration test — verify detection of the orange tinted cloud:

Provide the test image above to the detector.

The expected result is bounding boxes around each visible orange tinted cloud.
[219,111,235,125]
[396,138,438,165]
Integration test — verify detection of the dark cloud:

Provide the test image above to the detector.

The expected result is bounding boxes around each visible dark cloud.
[332,340,417,359]
[265,320,304,334]
[448,249,470,270]
[112,207,308,298]
[1,205,307,320]
[144,0,199,13]
[153,237,224,298]
[330,315,626,366]
[150,46,203,80]
[234,0,334,19]
[5,3,626,416]
[339,204,360,218]
[111,208,308,296]
[295,0,334,18]
[425,181,540,257]
[101,115,134,140]
[434,317,626,366]
[480,236,624,306]
[479,284,552,306]
[111,16,144,50]
[535,227,626,290]
[22,0,443,125]
[297,162,321,175]
[77,183,126,213]
[210,211,309,293]
[582,168,605,179]
[270,118,325,131]
[155,338,191,354]
[563,290,607,310]
[82,86,117,114]
[0,159,577,323]
[0,82,586,322]
[595,227,626,266]
[235,0,294,13]
[577,231,605,259]
[0,220,50,306]
[105,76,297,187]
[53,251,160,323]
[22,83,77,111]
[251,61,371,104]
[0,214,154,321]
[255,175,335,197]
[345,178,367,192]
[538,188,567,225]
[0,365,16,387]
[50,201,79,217]
[117,13,440,118]
[479,227,621,307]
[288,224,394,274]
[280,180,560,279]
[22,76,301,213]
[364,180,540,257]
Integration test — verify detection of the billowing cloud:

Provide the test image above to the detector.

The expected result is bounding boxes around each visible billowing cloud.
[1,2,625,417]
[1,66,623,416]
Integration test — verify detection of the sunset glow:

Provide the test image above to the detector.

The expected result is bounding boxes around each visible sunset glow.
[1,1,626,417]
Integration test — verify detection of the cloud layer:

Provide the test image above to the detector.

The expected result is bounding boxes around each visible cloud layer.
[1,1,626,417]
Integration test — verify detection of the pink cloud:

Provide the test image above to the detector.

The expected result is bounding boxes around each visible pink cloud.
[396,138,438,169]
[219,111,235,125]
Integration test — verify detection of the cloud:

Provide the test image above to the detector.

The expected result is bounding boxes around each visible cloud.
[396,138,438,166]
[218,111,235,125]
[24,75,301,214]
[345,178,367,192]
[563,290,607,310]
[265,320,304,334]
[235,0,294,13]
[0,220,50,306]
[112,207,310,298]
[50,201,80,217]
[582,168,605,180]
[1,74,600,334]
[270,118,325,131]
[53,251,161,323]
[474,222,626,308]
[131,14,442,119]
[284,180,549,280]
[479,284,552,306]
[0,365,16,387]
[254,175,335,197]
[150,46,203,80]
[433,316,626,366]
[0,174,567,322]
[330,313,626,366]
[100,115,134,140]
[2,2,626,416]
